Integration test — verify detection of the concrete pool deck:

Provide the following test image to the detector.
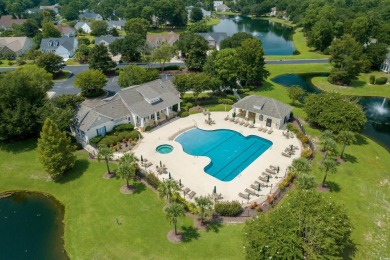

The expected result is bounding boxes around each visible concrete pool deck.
[133,112,301,204]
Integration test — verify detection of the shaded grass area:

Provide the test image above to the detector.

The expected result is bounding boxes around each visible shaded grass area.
[312,72,390,98]
[0,140,244,259]
[53,70,72,81]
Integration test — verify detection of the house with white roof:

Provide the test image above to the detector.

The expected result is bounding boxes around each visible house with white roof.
[215,4,230,12]
[72,79,182,143]
[74,22,92,33]
[40,37,78,59]
[232,95,292,129]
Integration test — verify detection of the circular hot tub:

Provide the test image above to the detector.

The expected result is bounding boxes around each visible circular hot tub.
[156,144,173,154]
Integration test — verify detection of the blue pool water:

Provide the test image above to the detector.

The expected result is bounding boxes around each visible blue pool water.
[175,129,272,182]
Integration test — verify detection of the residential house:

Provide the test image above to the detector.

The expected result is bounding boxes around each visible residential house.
[196,32,228,50]
[74,22,92,33]
[107,20,126,30]
[270,7,277,17]
[213,1,224,9]
[55,25,77,37]
[40,5,59,14]
[94,35,123,47]
[72,79,182,143]
[215,4,231,12]
[380,53,390,73]
[0,37,34,58]
[79,11,103,21]
[146,32,179,48]
[232,95,292,129]
[0,16,26,30]
[40,37,78,59]
[187,6,212,19]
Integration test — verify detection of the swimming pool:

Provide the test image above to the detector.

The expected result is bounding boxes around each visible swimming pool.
[175,128,272,181]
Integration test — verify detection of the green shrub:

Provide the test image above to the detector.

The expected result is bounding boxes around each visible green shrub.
[375,77,388,85]
[369,75,376,84]
[237,89,244,94]
[90,135,104,145]
[299,135,309,144]
[66,133,83,150]
[219,98,234,105]
[179,111,189,117]
[98,130,140,147]
[226,94,238,102]
[145,172,161,189]
[215,201,243,217]
[114,124,134,132]
[145,125,153,131]
[301,148,313,158]
[242,88,251,93]
[224,89,234,95]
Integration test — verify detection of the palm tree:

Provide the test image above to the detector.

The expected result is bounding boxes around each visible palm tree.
[319,158,338,187]
[97,147,113,175]
[158,179,180,203]
[291,158,311,176]
[194,196,213,224]
[321,138,338,159]
[296,174,316,190]
[337,131,356,158]
[117,163,137,188]
[320,130,335,141]
[165,203,186,235]
[120,152,139,179]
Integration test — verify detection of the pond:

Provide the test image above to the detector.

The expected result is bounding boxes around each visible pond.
[0,192,68,260]
[272,74,390,151]
[209,15,295,55]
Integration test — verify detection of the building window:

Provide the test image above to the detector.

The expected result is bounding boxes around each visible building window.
[259,114,263,121]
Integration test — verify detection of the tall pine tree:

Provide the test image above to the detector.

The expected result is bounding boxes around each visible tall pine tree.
[37,118,76,180]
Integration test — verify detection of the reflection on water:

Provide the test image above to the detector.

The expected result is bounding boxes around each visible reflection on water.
[272,74,390,151]
[210,15,295,55]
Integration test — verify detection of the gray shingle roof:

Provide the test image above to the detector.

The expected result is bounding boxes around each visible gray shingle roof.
[74,22,91,29]
[75,79,181,131]
[40,37,77,51]
[386,53,390,63]
[107,20,126,28]
[196,32,228,45]
[233,95,292,120]
[94,35,123,45]
[79,11,101,20]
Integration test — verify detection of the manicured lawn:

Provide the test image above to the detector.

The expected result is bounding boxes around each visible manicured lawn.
[312,72,390,98]
[0,140,244,259]
[64,59,80,66]
[206,18,221,26]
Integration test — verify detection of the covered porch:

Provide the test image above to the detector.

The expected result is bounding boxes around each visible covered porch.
[133,103,180,131]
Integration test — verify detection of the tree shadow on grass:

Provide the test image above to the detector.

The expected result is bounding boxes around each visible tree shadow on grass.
[351,80,366,88]
[206,219,223,233]
[341,240,358,260]
[326,181,341,193]
[0,139,37,154]
[180,225,200,243]
[343,153,358,164]
[355,134,369,146]
[132,181,147,194]
[258,81,275,92]
[57,159,89,184]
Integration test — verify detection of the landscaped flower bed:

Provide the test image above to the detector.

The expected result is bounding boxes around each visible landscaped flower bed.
[90,124,141,151]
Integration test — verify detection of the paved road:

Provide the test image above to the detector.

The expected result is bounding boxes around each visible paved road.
[0,59,329,97]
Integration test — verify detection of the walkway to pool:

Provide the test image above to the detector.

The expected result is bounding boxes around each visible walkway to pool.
[133,112,301,204]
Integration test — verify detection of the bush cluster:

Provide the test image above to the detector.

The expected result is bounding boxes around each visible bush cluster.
[218,98,234,105]
[375,77,388,85]
[296,132,309,144]
[98,130,140,147]
[90,135,104,145]
[144,125,153,131]
[145,172,161,189]
[278,172,296,191]
[179,111,189,117]
[175,195,197,214]
[369,75,375,84]
[215,201,243,217]
[113,123,134,132]
[163,65,182,71]
[301,148,313,159]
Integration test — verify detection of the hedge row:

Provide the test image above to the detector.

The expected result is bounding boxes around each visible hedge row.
[215,201,243,217]
[98,130,140,147]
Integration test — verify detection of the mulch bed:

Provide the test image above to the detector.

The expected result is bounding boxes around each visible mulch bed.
[167,230,184,243]
[335,157,346,164]
[120,185,136,194]
[103,172,116,179]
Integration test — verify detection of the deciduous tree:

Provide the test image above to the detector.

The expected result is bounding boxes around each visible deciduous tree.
[118,65,159,87]
[36,53,65,74]
[42,22,61,38]
[287,85,306,105]
[124,18,149,38]
[215,48,242,88]
[190,7,203,22]
[89,44,116,72]
[37,118,76,180]
[90,20,108,36]
[74,69,107,96]
[151,43,176,71]
[244,190,352,259]
[109,33,146,62]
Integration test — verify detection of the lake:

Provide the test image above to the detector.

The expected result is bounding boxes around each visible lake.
[272,74,390,151]
[0,192,68,260]
[209,15,295,55]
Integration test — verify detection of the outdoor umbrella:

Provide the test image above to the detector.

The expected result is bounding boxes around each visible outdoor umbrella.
[140,155,143,163]
[233,111,236,118]
[160,161,162,167]
[267,175,270,182]
[213,186,216,194]
[253,118,255,124]
[257,183,261,192]
[168,172,171,179]
[179,179,181,186]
